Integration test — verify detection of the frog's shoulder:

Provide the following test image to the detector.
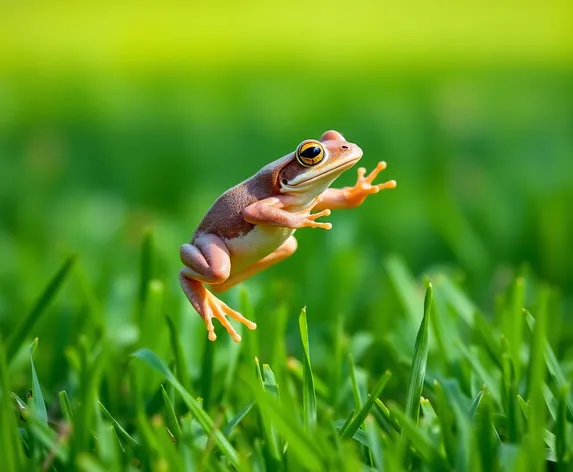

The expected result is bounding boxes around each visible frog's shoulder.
[194,165,281,240]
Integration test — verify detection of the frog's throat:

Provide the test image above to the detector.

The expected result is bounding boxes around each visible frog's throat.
[280,158,359,194]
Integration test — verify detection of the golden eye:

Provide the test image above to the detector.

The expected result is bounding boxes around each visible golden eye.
[296,141,325,167]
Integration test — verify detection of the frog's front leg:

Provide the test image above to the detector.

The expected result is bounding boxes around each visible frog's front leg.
[180,234,256,342]
[316,161,396,210]
[243,196,332,229]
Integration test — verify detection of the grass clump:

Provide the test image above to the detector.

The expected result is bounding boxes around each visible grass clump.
[0,241,571,472]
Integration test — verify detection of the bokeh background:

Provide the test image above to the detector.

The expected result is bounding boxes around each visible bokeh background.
[1,1,572,378]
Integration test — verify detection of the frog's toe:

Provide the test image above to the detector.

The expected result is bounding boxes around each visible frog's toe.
[200,303,217,341]
[375,180,397,191]
[210,306,242,343]
[204,292,255,342]
[222,304,257,331]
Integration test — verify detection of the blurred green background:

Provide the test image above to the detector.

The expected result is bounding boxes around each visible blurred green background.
[1,1,572,366]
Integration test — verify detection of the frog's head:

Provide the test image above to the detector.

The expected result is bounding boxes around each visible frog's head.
[278,130,362,199]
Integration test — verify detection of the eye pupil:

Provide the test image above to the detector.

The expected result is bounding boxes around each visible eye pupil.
[296,141,325,167]
[300,146,321,158]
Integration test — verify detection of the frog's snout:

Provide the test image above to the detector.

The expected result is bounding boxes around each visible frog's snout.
[349,143,363,161]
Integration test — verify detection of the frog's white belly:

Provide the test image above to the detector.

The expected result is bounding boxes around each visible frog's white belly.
[224,225,295,274]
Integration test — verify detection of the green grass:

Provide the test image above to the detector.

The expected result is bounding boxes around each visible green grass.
[1,242,570,471]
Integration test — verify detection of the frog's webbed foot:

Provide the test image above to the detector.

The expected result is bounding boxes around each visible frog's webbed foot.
[343,161,396,208]
[180,272,256,342]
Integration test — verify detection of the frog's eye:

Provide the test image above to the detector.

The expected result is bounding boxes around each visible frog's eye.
[296,141,325,167]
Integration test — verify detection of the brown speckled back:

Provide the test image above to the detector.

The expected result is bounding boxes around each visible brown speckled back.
[193,154,292,240]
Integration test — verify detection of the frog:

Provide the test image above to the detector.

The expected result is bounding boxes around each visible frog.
[180,130,396,342]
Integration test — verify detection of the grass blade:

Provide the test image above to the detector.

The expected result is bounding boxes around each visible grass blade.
[373,398,401,434]
[99,401,140,449]
[161,385,182,441]
[526,288,549,472]
[348,353,363,409]
[340,371,391,439]
[299,307,317,431]
[223,400,255,437]
[469,384,486,418]
[6,255,76,359]
[477,389,500,472]
[501,336,521,442]
[255,358,281,466]
[58,390,74,423]
[262,363,280,397]
[404,282,432,424]
[525,310,573,421]
[556,385,570,471]
[338,409,355,435]
[0,339,24,471]
[29,339,47,423]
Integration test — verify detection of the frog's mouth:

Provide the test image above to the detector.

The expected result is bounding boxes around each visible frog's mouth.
[282,156,361,192]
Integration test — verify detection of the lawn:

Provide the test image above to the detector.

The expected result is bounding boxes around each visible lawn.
[1,236,570,471]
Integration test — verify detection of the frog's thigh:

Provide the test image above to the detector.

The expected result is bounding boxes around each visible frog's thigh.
[210,236,298,293]
[180,234,231,284]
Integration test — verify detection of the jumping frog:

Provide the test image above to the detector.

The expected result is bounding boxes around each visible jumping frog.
[180,130,396,342]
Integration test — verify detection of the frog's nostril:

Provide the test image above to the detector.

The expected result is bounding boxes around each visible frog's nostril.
[341,145,349,150]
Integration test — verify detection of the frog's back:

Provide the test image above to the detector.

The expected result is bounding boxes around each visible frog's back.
[193,168,278,241]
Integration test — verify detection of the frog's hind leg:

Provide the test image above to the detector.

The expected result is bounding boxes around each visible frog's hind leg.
[180,234,256,342]
[210,236,298,293]
[180,234,231,284]
[179,275,256,342]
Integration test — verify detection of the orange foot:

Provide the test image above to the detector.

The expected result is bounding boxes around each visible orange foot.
[180,275,257,342]
[343,161,397,208]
